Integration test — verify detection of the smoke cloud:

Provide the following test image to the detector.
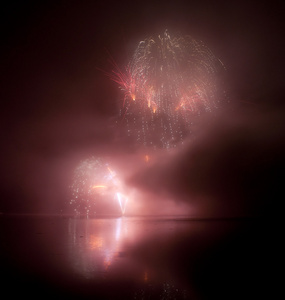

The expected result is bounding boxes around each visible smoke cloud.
[128,106,285,217]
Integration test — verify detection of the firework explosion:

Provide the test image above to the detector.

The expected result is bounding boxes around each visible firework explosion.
[110,30,226,149]
[70,157,128,216]
[69,31,226,215]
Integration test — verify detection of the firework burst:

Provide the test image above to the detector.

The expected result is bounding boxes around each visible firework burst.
[110,30,226,149]
[70,157,128,216]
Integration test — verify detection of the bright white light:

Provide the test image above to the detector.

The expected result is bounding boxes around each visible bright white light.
[116,192,128,215]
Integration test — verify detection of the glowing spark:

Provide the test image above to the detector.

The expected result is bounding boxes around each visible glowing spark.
[144,271,148,282]
[92,185,107,189]
[144,155,150,163]
[152,104,157,113]
[131,93,136,101]
[107,166,116,177]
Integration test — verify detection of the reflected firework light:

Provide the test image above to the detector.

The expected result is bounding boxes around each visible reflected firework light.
[110,30,226,150]
[70,157,128,215]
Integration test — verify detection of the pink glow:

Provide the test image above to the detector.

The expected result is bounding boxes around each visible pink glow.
[70,157,132,216]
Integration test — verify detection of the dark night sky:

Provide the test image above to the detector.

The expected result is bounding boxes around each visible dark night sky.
[1,0,284,215]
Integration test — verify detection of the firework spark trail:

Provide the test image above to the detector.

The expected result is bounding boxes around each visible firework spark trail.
[70,157,128,215]
[110,30,226,149]
[116,192,128,215]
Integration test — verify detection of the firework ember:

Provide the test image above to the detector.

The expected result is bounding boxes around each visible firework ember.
[70,157,128,216]
[110,30,226,149]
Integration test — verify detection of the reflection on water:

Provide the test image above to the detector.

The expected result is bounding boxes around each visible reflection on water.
[2,215,263,299]
[68,218,128,279]
[67,216,196,298]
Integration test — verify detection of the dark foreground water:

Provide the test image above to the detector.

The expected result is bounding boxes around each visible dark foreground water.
[0,215,278,299]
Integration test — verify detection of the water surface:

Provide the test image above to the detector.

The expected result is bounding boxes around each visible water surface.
[0,215,275,299]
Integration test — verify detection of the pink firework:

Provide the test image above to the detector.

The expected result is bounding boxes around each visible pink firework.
[70,157,128,216]
[110,30,226,149]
